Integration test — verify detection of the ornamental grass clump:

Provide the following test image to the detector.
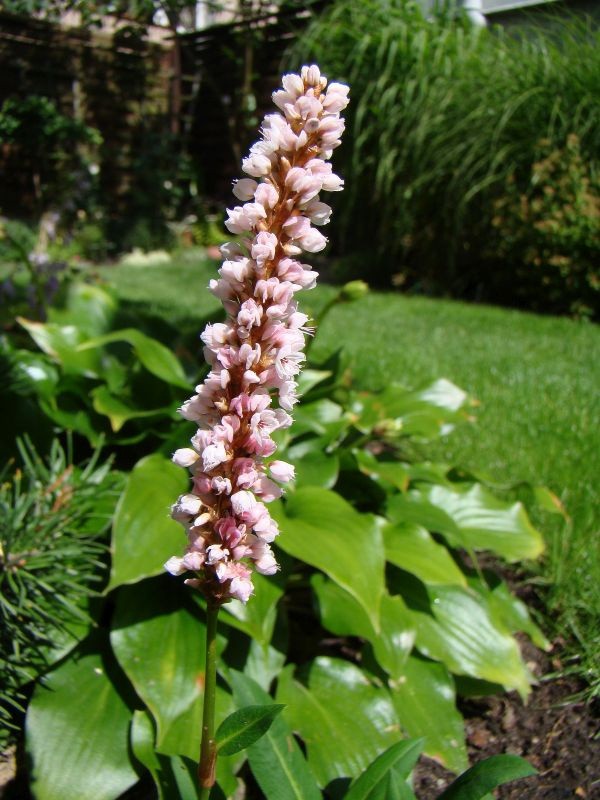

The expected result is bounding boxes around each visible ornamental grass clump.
[165,65,348,607]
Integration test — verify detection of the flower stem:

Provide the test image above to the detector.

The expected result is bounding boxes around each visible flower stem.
[199,602,219,799]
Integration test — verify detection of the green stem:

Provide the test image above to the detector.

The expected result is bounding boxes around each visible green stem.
[199,603,219,800]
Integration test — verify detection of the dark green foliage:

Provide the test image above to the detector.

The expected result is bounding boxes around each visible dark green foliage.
[0,437,123,747]
[290,2,600,316]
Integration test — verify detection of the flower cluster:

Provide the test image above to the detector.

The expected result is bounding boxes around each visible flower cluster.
[165,65,348,604]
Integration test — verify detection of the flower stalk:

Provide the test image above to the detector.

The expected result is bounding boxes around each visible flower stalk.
[166,64,348,793]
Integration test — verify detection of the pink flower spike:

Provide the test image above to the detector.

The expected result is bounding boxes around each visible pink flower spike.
[166,65,348,603]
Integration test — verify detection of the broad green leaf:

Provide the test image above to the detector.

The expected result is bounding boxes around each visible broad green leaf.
[291,398,345,437]
[272,488,385,630]
[354,449,410,492]
[276,658,401,787]
[345,739,424,800]
[292,449,340,489]
[388,483,544,562]
[469,576,549,650]
[229,670,322,800]
[216,704,285,756]
[26,639,137,800]
[78,328,190,388]
[111,578,209,745]
[39,396,103,444]
[244,640,287,691]
[91,385,170,432]
[131,711,204,800]
[389,656,467,773]
[437,754,537,799]
[384,522,467,587]
[14,350,59,400]
[312,576,415,679]
[18,317,102,376]
[350,379,469,438]
[49,283,116,338]
[221,572,283,646]
[108,453,188,589]
[296,368,333,396]
[401,583,532,696]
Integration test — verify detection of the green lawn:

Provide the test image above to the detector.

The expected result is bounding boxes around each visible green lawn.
[100,251,600,691]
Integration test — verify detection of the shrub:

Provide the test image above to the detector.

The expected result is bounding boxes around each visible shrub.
[488,134,600,318]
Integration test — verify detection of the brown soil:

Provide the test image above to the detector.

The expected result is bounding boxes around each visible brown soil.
[413,638,600,799]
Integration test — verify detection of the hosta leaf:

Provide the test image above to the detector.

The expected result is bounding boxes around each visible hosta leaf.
[312,576,415,679]
[26,638,137,800]
[350,379,469,438]
[389,656,467,773]
[275,658,401,787]
[272,488,385,630]
[220,572,283,646]
[49,283,116,338]
[345,739,424,800]
[400,582,532,696]
[111,578,210,746]
[18,317,101,377]
[216,704,285,756]
[108,453,188,589]
[468,576,549,650]
[437,754,537,799]
[78,328,190,388]
[91,385,170,432]
[229,670,322,800]
[292,449,340,489]
[354,449,410,492]
[296,368,333,396]
[14,350,59,400]
[131,711,199,800]
[383,522,467,587]
[388,483,544,562]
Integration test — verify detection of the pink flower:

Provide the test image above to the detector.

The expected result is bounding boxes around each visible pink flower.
[165,65,348,604]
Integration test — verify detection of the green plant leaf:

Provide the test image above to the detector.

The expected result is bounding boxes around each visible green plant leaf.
[276,658,401,787]
[220,572,283,646]
[389,656,467,773]
[108,453,188,589]
[388,483,544,562]
[229,670,322,800]
[111,577,208,746]
[383,522,467,587]
[271,488,385,630]
[14,350,59,400]
[78,328,190,388]
[344,739,424,800]
[401,583,532,696]
[291,398,346,437]
[468,576,550,650]
[26,638,137,800]
[292,448,340,488]
[131,711,204,800]
[296,368,333,396]
[216,704,285,756]
[312,577,415,679]
[18,317,102,377]
[354,449,410,492]
[49,283,116,338]
[91,385,170,432]
[437,754,537,799]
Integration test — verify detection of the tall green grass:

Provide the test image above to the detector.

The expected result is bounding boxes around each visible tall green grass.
[289,2,600,312]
